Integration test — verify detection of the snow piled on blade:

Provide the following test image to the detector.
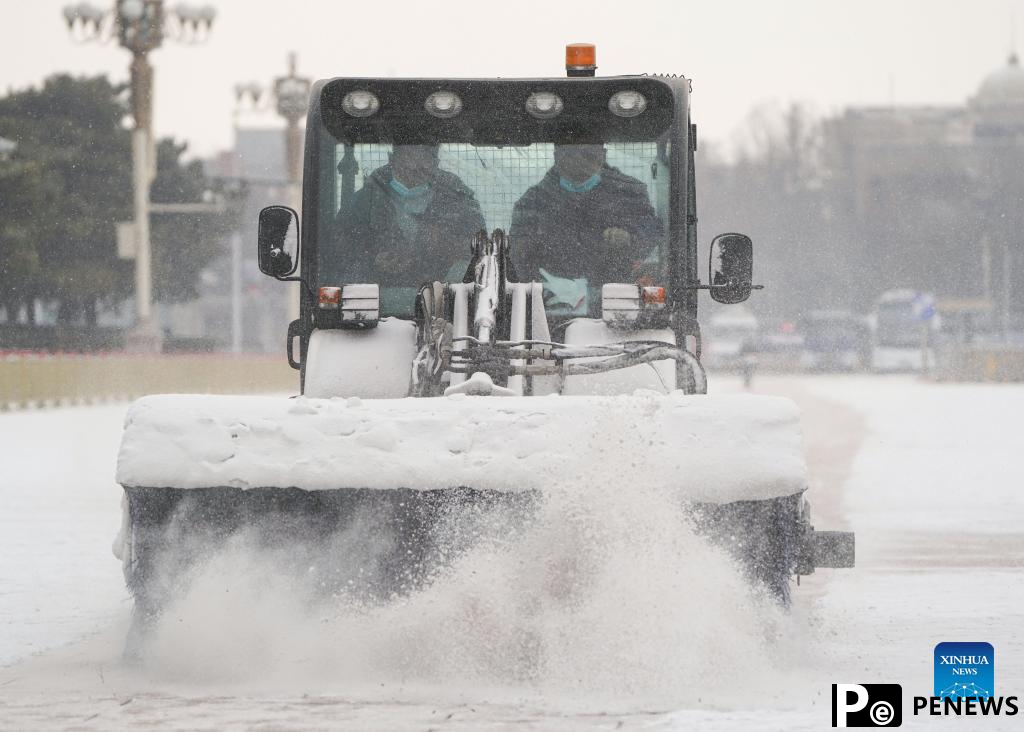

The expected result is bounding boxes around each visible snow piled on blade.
[116,391,808,503]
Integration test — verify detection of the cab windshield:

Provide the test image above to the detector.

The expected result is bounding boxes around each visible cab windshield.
[315,137,671,316]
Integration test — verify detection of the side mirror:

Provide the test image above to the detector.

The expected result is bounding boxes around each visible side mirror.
[709,233,754,304]
[257,205,299,278]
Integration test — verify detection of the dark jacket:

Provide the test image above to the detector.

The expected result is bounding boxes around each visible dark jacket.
[509,165,664,285]
[328,164,485,286]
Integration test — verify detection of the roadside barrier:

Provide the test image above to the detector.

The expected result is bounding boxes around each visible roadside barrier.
[0,351,298,410]
[933,346,1024,383]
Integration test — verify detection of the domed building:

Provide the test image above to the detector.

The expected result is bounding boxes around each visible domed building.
[971,54,1024,138]
[821,55,1024,327]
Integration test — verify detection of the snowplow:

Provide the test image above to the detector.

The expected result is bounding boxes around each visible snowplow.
[114,45,854,642]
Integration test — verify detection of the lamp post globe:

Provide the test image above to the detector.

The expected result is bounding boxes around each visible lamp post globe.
[119,0,145,22]
[275,77,310,119]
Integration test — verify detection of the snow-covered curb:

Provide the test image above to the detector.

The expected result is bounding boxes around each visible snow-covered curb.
[116,391,808,504]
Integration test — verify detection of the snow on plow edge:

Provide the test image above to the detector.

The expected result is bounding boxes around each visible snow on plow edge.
[116,391,808,503]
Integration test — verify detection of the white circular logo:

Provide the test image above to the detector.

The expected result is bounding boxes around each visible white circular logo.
[870,700,895,725]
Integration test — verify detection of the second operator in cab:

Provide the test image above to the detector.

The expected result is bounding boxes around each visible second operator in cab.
[510,143,664,313]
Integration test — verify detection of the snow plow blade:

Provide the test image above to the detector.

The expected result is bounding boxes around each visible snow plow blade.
[114,391,847,625]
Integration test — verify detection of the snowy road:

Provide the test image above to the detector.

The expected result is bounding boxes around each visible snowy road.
[1,375,1022,730]
[0,405,128,666]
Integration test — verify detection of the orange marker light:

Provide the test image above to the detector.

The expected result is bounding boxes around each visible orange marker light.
[565,43,597,76]
[318,286,342,309]
[641,286,666,307]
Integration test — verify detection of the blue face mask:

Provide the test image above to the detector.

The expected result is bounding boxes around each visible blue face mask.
[389,177,431,198]
[559,173,602,193]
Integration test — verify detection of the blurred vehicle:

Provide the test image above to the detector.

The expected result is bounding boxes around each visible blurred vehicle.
[749,321,804,373]
[799,310,870,372]
[870,289,939,372]
[703,308,759,371]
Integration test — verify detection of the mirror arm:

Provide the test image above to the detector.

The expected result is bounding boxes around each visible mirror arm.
[280,274,319,303]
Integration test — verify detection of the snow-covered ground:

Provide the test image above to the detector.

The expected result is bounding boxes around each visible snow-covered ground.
[0,404,129,666]
[797,376,1024,727]
[758,375,1024,730]
[0,375,1022,730]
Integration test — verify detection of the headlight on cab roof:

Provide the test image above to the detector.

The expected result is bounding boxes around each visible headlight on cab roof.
[341,90,380,118]
[525,91,564,119]
[424,91,463,118]
[608,90,647,118]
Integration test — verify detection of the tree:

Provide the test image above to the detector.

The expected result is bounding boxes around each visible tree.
[0,157,51,322]
[0,74,132,324]
[699,102,840,321]
[0,74,227,326]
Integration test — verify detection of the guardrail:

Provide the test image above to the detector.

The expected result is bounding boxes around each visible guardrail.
[933,346,1024,382]
[0,324,126,351]
[1,352,298,410]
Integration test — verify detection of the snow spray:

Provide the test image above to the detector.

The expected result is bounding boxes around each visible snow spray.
[138,404,806,710]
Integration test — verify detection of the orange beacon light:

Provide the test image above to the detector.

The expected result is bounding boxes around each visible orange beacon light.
[565,43,597,77]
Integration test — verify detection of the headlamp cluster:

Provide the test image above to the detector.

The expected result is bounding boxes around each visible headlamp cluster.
[340,89,649,120]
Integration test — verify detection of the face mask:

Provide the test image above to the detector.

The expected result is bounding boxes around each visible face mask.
[389,177,431,198]
[559,173,602,193]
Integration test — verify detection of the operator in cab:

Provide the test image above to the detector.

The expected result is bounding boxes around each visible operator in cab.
[330,144,485,286]
[509,143,664,313]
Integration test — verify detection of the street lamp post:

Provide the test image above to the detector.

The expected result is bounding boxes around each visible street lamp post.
[236,53,311,206]
[62,1,215,351]
[274,52,312,214]
[236,53,311,321]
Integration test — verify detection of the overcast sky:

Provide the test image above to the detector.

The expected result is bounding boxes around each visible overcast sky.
[3,0,1023,158]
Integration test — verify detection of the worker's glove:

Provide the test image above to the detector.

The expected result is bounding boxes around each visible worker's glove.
[602,226,632,250]
[539,267,588,315]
